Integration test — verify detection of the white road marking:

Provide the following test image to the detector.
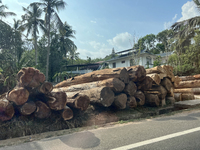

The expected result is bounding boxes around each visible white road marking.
[111,126,200,150]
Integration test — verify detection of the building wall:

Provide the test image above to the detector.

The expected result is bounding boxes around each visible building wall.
[108,58,131,68]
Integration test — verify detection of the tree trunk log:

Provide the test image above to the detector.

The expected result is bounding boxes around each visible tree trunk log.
[174,88,200,94]
[134,90,145,106]
[160,78,174,96]
[176,80,200,89]
[7,87,29,105]
[173,76,181,88]
[137,76,153,91]
[145,94,160,107]
[146,73,161,85]
[124,81,137,96]
[61,106,73,120]
[193,74,200,79]
[147,85,167,100]
[126,65,146,82]
[181,93,195,101]
[53,78,125,93]
[158,73,167,80]
[112,93,127,109]
[0,99,15,121]
[146,66,166,74]
[67,93,90,111]
[127,96,137,108]
[174,93,182,101]
[54,67,129,88]
[39,82,53,94]
[34,101,51,119]
[179,76,195,81]
[194,95,200,99]
[19,100,36,115]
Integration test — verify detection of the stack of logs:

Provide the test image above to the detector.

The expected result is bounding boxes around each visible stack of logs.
[0,65,179,122]
[174,74,200,101]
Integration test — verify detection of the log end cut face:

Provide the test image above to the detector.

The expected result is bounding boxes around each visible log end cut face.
[113,93,127,109]
[62,106,73,120]
[100,87,114,107]
[34,101,51,119]
[48,92,67,110]
[75,95,90,111]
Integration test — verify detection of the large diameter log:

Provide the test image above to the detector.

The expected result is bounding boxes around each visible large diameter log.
[147,85,167,100]
[137,76,153,91]
[181,93,195,101]
[54,67,129,88]
[173,76,181,88]
[146,73,161,85]
[174,88,200,94]
[127,65,146,81]
[61,106,73,120]
[48,91,67,110]
[160,78,174,96]
[134,90,145,106]
[7,87,29,105]
[145,94,160,107]
[19,100,36,115]
[127,96,137,108]
[53,78,125,93]
[174,93,182,101]
[146,66,166,74]
[124,81,137,96]
[39,82,53,94]
[112,93,127,109]
[179,76,195,81]
[0,99,15,121]
[28,69,45,87]
[67,94,90,111]
[176,80,200,89]
[193,74,200,79]
[34,101,51,119]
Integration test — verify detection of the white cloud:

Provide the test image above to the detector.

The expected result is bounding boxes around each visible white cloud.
[164,14,178,29]
[90,20,96,23]
[178,1,200,22]
[107,32,132,50]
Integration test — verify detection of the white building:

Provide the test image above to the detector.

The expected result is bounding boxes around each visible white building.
[106,49,173,69]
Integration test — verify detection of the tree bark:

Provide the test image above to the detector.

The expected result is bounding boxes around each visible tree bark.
[173,76,181,88]
[0,99,15,121]
[67,93,90,111]
[147,85,167,100]
[134,90,145,106]
[145,94,160,107]
[146,73,161,85]
[181,93,195,101]
[174,88,200,94]
[53,78,125,93]
[54,67,129,88]
[127,96,137,108]
[127,65,146,81]
[160,78,174,95]
[179,76,195,81]
[176,80,200,89]
[124,81,137,96]
[137,76,153,91]
[39,82,53,94]
[174,93,182,101]
[7,87,29,105]
[34,101,51,119]
[19,100,36,115]
[146,66,166,74]
[112,93,127,109]
[61,106,73,120]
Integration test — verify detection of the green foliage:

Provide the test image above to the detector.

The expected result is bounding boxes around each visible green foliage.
[153,56,162,67]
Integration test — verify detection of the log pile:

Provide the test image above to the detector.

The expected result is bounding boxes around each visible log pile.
[174,74,200,101]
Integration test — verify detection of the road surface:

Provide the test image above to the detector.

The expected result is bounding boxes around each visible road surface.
[1,109,200,150]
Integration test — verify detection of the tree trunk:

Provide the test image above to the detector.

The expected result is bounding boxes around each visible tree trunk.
[61,106,73,120]
[134,90,145,106]
[46,20,50,81]
[181,93,195,101]
[0,99,15,121]
[127,96,137,108]
[179,76,195,81]
[53,78,125,93]
[173,76,181,88]
[127,65,146,81]
[47,91,67,110]
[54,67,129,88]
[147,85,167,100]
[161,65,175,82]
[7,87,29,105]
[176,80,200,89]
[19,100,36,115]
[157,73,167,80]
[34,101,51,119]
[39,82,53,94]
[67,93,90,111]
[145,94,160,107]
[193,74,200,79]
[112,93,127,109]
[146,66,166,74]
[124,81,137,96]
[146,73,161,85]
[174,88,200,94]
[160,78,174,94]
[174,93,182,101]
[137,76,153,91]
[194,95,200,99]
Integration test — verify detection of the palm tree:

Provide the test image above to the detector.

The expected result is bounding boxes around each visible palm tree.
[0,3,16,20]
[35,0,66,81]
[20,3,45,66]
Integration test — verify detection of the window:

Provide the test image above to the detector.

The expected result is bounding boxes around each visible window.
[121,60,125,63]
[113,62,116,68]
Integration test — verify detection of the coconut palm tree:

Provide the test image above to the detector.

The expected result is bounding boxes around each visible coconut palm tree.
[20,3,45,66]
[34,0,66,81]
[0,3,16,20]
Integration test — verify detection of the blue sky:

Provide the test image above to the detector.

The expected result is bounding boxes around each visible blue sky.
[2,0,200,59]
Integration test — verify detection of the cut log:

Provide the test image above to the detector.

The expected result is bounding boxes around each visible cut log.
[126,65,146,81]
[54,67,129,88]
[53,78,125,93]
[174,93,182,102]
[160,98,166,107]
[147,85,167,100]
[174,88,200,94]
[18,67,35,87]
[124,81,137,96]
[176,80,200,89]
[0,99,15,121]
[166,97,175,105]
[173,76,181,88]
[127,96,137,108]
[67,93,90,111]
[146,66,166,74]
[146,73,161,85]
[48,91,67,110]
[157,73,167,80]
[145,94,160,107]
[194,95,200,99]
[137,76,153,91]
[19,100,36,115]
[181,93,195,101]
[112,93,127,109]
[119,68,130,84]
[34,101,51,119]
[61,106,73,120]
[28,69,45,87]
[193,74,200,79]
[39,82,53,94]
[134,90,145,106]
[179,76,195,81]
[160,78,174,96]
[7,87,29,105]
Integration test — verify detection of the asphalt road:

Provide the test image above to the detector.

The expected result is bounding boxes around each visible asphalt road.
[1,109,200,150]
